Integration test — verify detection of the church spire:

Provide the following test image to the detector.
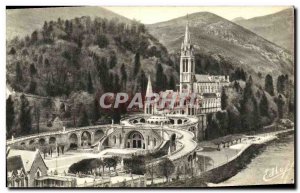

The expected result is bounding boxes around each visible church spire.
[183,14,191,45]
[146,75,153,97]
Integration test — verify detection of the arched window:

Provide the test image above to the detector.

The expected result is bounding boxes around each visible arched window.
[186,59,189,72]
[191,59,194,72]
[36,170,41,178]
[114,136,117,144]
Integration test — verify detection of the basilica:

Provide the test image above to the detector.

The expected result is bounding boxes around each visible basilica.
[145,23,230,116]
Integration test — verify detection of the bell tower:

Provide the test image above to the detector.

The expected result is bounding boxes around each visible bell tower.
[180,20,195,93]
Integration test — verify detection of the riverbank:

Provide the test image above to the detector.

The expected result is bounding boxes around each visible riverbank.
[212,131,294,186]
[205,129,294,186]
[162,129,294,187]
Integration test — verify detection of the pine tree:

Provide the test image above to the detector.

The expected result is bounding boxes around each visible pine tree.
[155,63,164,91]
[139,70,147,94]
[15,62,23,83]
[109,54,117,69]
[259,93,269,117]
[6,96,15,138]
[19,94,32,135]
[96,34,109,48]
[275,95,285,119]
[221,87,228,110]
[114,74,121,92]
[133,52,141,76]
[120,63,127,90]
[79,107,89,127]
[92,98,101,124]
[87,72,94,94]
[265,74,274,96]
[168,75,176,90]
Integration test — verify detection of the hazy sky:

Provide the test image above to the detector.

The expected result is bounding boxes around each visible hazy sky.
[104,6,290,24]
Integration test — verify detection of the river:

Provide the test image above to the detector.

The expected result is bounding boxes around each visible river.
[215,133,295,186]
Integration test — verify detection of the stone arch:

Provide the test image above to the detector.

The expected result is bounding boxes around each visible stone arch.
[29,140,35,145]
[49,136,56,144]
[38,138,46,145]
[126,131,144,149]
[170,119,174,124]
[94,129,104,142]
[133,120,138,124]
[178,119,182,124]
[81,131,91,147]
[140,118,145,123]
[20,142,25,146]
[69,133,78,149]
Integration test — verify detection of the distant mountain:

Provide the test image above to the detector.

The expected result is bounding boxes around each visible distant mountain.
[147,11,294,86]
[6,7,131,40]
[234,8,294,54]
[232,17,245,22]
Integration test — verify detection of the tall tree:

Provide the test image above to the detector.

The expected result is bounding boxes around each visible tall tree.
[168,75,176,90]
[139,70,147,94]
[15,62,23,83]
[78,106,89,127]
[92,98,101,124]
[29,63,37,77]
[133,52,141,76]
[221,87,228,110]
[120,63,127,90]
[156,158,175,182]
[275,95,285,119]
[19,94,32,135]
[109,54,117,69]
[265,74,274,96]
[96,34,109,48]
[33,103,40,134]
[87,72,94,94]
[155,63,164,91]
[277,74,288,95]
[6,96,15,138]
[259,93,269,117]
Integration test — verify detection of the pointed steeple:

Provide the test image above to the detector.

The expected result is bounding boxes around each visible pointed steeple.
[183,14,191,45]
[146,75,153,97]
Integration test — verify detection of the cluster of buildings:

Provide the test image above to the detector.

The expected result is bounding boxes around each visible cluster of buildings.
[7,148,146,188]
[6,21,230,188]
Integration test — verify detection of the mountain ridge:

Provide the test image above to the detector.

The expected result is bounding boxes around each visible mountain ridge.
[234,8,294,53]
[147,11,293,86]
[6,7,131,41]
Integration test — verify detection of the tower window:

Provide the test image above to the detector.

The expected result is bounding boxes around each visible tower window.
[186,59,189,72]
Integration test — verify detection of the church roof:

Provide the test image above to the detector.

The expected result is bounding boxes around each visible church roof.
[7,149,46,172]
[7,155,25,175]
[202,93,218,98]
[145,75,153,97]
[195,74,229,83]
[195,75,211,82]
